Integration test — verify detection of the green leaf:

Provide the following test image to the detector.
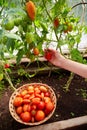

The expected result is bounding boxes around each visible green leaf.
[16,49,24,64]
[70,48,83,63]
[6,38,15,51]
[4,32,21,40]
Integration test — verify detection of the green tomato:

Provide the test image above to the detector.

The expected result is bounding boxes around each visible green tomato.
[4,20,14,30]
[0,73,3,81]
[25,32,34,44]
[14,17,22,26]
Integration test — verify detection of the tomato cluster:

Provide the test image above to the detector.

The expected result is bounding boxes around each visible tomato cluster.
[13,84,54,123]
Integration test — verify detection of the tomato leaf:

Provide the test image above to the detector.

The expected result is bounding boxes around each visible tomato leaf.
[4,32,21,40]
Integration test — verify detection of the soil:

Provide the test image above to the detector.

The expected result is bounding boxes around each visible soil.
[0,63,87,130]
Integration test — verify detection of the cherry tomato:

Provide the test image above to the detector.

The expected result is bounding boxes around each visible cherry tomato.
[33,48,39,55]
[37,101,45,110]
[4,63,10,69]
[44,50,53,61]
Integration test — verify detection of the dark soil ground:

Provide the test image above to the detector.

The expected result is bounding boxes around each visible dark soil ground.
[0,68,87,130]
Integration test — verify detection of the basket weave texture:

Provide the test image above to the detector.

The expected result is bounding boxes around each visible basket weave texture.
[9,83,57,125]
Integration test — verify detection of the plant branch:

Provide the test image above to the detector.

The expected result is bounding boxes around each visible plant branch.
[4,69,16,91]
[42,0,60,50]
[72,2,87,9]
[63,72,74,92]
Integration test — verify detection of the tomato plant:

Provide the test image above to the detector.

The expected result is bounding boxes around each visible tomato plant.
[0,0,86,65]
[0,0,87,93]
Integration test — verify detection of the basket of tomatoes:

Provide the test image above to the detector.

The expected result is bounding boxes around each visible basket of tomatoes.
[9,83,57,125]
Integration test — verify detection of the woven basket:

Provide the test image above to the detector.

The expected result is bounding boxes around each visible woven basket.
[9,83,57,126]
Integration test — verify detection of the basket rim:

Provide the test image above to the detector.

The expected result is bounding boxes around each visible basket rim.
[9,82,57,126]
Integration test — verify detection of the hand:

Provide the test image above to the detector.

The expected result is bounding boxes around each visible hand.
[44,49,65,67]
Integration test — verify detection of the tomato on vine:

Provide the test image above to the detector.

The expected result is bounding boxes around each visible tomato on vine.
[33,48,40,56]
[4,63,10,69]
[0,73,3,81]
[4,20,14,30]
[53,17,60,28]
[26,1,36,21]
[44,49,53,61]
[25,32,34,44]
[64,22,73,33]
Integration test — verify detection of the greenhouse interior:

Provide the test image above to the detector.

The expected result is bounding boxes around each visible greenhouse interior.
[0,0,87,130]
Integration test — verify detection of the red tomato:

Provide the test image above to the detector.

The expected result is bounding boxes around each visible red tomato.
[16,106,23,115]
[44,92,50,97]
[23,104,31,112]
[13,97,23,107]
[35,93,41,98]
[31,104,37,110]
[44,97,51,103]
[28,89,34,94]
[35,110,45,121]
[27,86,34,91]
[44,50,53,61]
[53,18,60,28]
[37,101,45,110]
[33,48,39,55]
[45,101,54,112]
[22,99,30,104]
[44,109,50,116]
[31,110,36,116]
[20,112,31,122]
[34,88,41,94]
[29,94,35,100]
[4,63,10,68]
[21,90,28,97]
[32,97,41,105]
[23,94,30,99]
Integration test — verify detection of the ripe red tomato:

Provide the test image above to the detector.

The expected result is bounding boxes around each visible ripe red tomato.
[31,110,36,116]
[13,97,23,107]
[20,112,31,122]
[32,97,41,105]
[44,97,51,103]
[22,99,30,104]
[44,92,50,97]
[31,104,37,110]
[44,50,53,61]
[53,18,60,28]
[23,104,31,112]
[16,106,23,115]
[45,101,54,112]
[37,101,45,110]
[35,110,45,121]
[21,90,28,97]
[23,94,30,99]
[33,47,40,55]
[4,63,10,68]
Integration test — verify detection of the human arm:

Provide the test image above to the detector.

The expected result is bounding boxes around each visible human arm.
[47,49,87,78]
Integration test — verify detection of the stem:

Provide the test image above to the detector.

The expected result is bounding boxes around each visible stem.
[72,2,87,9]
[63,72,74,92]
[4,69,16,91]
[42,0,61,50]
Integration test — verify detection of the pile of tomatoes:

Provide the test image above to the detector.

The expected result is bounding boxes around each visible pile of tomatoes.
[13,84,55,123]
